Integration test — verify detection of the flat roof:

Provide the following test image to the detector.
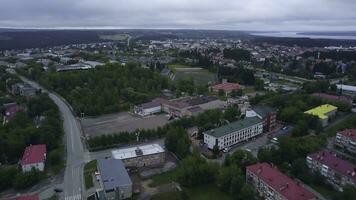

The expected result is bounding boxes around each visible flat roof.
[247,163,315,200]
[203,117,262,138]
[97,159,132,191]
[304,104,337,119]
[336,84,356,92]
[112,143,165,160]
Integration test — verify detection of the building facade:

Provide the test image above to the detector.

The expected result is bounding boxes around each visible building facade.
[134,101,161,116]
[306,150,356,191]
[203,117,263,150]
[19,144,46,172]
[246,163,316,200]
[335,129,356,154]
[246,106,277,132]
[97,159,132,200]
[112,144,165,168]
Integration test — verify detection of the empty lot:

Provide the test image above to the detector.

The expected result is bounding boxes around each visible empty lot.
[81,112,170,137]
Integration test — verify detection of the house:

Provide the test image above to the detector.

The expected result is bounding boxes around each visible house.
[96,159,132,200]
[312,93,352,105]
[246,163,316,200]
[245,106,277,132]
[5,194,39,200]
[160,68,172,77]
[203,116,263,150]
[304,104,337,127]
[111,144,165,168]
[3,102,25,123]
[134,101,161,117]
[11,83,37,98]
[335,129,356,154]
[306,150,356,191]
[336,84,356,97]
[19,144,46,172]
[210,82,241,95]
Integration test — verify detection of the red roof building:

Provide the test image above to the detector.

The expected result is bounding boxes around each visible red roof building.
[210,83,240,94]
[307,150,356,191]
[19,144,46,172]
[5,194,39,200]
[312,93,353,105]
[246,163,316,200]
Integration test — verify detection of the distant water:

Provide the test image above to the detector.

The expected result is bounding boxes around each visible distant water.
[251,32,356,40]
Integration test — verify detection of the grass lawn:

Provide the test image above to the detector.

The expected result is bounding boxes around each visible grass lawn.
[174,69,216,85]
[84,160,97,189]
[151,184,232,200]
[167,64,192,70]
[242,87,256,94]
[149,170,178,187]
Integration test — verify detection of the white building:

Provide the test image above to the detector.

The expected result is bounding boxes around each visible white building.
[112,143,165,167]
[337,84,356,97]
[134,101,162,117]
[19,144,46,172]
[203,116,263,150]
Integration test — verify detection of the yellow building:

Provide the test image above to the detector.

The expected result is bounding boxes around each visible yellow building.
[304,104,337,127]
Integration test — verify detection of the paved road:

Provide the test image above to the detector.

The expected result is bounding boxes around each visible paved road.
[14,73,88,200]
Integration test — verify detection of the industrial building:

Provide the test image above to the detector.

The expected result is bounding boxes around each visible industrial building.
[203,116,263,150]
[112,143,165,168]
[304,104,337,127]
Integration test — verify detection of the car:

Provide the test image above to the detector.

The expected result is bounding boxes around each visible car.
[54,188,63,193]
[271,137,279,144]
[244,148,252,152]
[223,147,230,153]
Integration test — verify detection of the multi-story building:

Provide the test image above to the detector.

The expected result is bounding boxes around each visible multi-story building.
[246,163,316,200]
[96,159,132,200]
[306,150,356,191]
[335,129,356,154]
[203,116,263,150]
[245,106,277,132]
[304,104,337,127]
[19,144,46,172]
[111,143,165,168]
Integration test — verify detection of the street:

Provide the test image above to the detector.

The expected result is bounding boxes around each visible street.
[16,73,89,200]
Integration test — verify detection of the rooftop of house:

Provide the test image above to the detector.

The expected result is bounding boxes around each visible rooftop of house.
[337,129,356,140]
[307,150,356,182]
[111,143,165,160]
[252,106,276,118]
[312,93,352,104]
[5,194,39,200]
[304,104,337,120]
[97,159,132,191]
[19,144,46,165]
[204,116,262,138]
[247,163,315,200]
[210,82,240,91]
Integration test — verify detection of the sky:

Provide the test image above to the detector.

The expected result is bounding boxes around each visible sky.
[1,0,356,31]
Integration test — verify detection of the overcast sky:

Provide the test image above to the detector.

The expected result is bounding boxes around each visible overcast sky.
[1,0,356,31]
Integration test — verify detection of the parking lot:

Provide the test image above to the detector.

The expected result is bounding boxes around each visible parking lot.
[81,112,170,137]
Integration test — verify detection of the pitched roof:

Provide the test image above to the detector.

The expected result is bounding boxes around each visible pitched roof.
[247,163,315,200]
[304,104,337,119]
[5,194,39,200]
[337,129,356,140]
[308,150,356,182]
[20,144,46,165]
[204,116,262,138]
[97,159,132,191]
[211,83,240,91]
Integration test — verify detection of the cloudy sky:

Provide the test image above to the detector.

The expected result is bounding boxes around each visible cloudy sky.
[1,0,356,31]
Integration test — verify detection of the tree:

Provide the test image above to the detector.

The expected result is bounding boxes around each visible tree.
[218,89,225,97]
[213,144,220,157]
[238,184,256,200]
[254,78,265,91]
[224,106,240,122]
[165,127,191,159]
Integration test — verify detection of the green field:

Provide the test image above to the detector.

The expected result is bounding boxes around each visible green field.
[149,170,178,187]
[151,184,232,200]
[99,34,129,41]
[84,160,97,189]
[169,65,216,85]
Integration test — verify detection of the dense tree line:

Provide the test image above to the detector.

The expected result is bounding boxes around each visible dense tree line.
[303,50,356,62]
[178,49,216,72]
[21,62,171,116]
[223,48,251,62]
[218,67,256,85]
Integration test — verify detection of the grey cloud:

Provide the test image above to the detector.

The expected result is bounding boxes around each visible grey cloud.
[0,0,356,30]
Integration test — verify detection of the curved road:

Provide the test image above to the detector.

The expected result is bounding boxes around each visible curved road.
[15,73,88,200]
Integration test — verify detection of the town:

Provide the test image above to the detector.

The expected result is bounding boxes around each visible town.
[0,29,356,200]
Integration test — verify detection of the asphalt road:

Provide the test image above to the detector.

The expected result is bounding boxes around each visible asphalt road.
[14,72,88,200]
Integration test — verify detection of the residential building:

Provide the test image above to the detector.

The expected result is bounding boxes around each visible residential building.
[210,82,241,95]
[19,144,46,172]
[304,104,337,127]
[134,101,161,117]
[111,144,165,168]
[246,163,316,200]
[336,84,356,97]
[203,116,263,150]
[5,194,39,200]
[335,129,356,154]
[3,102,25,123]
[306,150,356,191]
[96,159,132,200]
[246,106,277,132]
[11,83,37,98]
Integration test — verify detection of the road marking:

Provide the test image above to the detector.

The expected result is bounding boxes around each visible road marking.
[65,194,81,200]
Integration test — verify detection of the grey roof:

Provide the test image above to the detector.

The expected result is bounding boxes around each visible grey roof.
[97,159,132,191]
[139,101,161,109]
[253,106,276,118]
[204,116,262,138]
